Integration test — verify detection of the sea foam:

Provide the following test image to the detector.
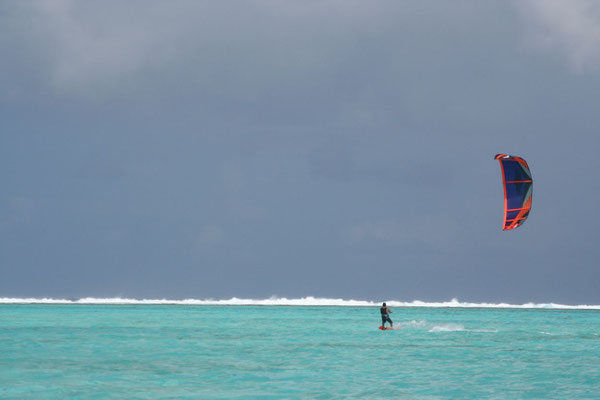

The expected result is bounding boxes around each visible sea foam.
[0,296,599,309]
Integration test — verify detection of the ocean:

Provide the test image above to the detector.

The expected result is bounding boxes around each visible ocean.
[1,298,599,399]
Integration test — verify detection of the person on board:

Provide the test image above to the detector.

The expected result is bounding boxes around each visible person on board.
[380,302,393,329]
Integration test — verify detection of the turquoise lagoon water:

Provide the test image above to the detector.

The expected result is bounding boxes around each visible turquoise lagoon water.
[1,304,600,399]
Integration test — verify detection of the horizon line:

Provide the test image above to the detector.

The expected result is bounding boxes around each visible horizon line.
[1,296,600,310]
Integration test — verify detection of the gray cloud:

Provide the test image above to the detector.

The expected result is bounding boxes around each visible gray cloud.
[3,1,388,99]
[1,1,599,302]
[343,216,457,247]
[515,0,600,71]
[194,225,224,251]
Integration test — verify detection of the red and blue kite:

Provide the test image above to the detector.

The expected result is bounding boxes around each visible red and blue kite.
[494,154,532,230]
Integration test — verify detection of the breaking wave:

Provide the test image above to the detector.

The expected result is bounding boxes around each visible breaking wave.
[0,296,599,309]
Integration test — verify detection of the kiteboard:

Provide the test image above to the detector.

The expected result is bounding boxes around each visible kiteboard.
[379,326,393,330]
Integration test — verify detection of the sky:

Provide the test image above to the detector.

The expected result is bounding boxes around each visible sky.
[1,0,599,303]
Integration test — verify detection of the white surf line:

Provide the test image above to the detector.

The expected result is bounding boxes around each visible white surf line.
[1,296,600,309]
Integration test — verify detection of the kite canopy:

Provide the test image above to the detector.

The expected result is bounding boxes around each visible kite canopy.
[494,154,532,230]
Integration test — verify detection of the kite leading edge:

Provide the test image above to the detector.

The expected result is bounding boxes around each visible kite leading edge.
[494,154,532,230]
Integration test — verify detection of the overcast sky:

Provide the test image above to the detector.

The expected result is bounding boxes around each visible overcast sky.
[1,0,599,303]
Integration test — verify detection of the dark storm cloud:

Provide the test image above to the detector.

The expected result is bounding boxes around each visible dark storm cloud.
[1,1,599,302]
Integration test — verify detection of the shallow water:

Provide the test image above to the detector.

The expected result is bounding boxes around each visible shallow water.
[1,305,599,399]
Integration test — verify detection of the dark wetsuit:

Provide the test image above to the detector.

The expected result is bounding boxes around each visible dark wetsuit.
[380,306,392,326]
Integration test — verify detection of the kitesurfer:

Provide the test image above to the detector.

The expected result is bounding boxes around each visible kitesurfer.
[380,302,393,329]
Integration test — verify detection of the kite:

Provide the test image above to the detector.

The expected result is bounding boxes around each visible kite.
[494,154,532,230]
